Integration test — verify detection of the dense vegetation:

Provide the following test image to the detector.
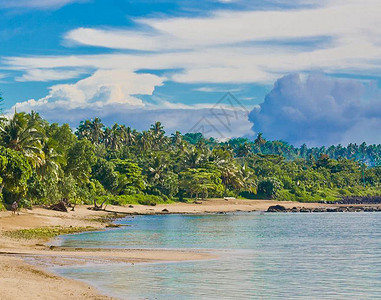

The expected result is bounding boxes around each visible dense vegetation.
[1,110,381,210]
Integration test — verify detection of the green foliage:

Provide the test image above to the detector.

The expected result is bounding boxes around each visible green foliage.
[0,200,5,211]
[0,146,32,204]
[92,158,118,192]
[179,167,224,199]
[2,110,381,208]
[112,159,145,193]
[65,139,96,182]
[257,177,283,199]
[96,194,171,206]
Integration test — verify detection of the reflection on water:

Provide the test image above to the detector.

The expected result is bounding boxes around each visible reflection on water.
[57,213,381,299]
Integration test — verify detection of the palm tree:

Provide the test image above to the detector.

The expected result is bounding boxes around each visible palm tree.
[149,121,167,150]
[104,123,121,150]
[150,121,164,137]
[254,133,266,153]
[0,112,44,167]
[236,143,251,157]
[120,125,136,146]
[254,133,266,146]
[28,111,44,129]
[148,155,167,184]
[38,140,62,180]
[184,148,203,168]
[139,131,152,151]
[89,118,104,144]
[76,119,92,140]
[171,131,182,146]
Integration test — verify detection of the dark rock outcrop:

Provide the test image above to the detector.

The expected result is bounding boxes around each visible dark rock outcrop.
[267,205,287,212]
[330,196,381,205]
[266,204,381,213]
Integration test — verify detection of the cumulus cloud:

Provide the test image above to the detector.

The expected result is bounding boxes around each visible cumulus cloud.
[10,101,252,140]
[13,69,165,110]
[249,74,381,146]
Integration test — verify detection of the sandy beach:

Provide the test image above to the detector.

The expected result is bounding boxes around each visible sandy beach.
[0,199,365,299]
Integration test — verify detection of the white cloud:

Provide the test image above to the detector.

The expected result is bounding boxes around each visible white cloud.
[249,73,381,146]
[65,0,381,51]
[194,87,241,93]
[9,103,253,140]
[3,0,381,141]
[0,0,84,9]
[15,68,86,82]
[5,0,381,85]
[13,69,165,112]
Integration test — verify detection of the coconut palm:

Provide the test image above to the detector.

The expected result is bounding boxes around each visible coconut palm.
[120,125,136,146]
[139,131,152,151]
[150,121,164,137]
[148,155,167,184]
[0,112,44,167]
[104,124,121,150]
[38,140,62,180]
[184,148,203,168]
[90,118,104,144]
[236,142,251,157]
[171,131,182,146]
[254,133,266,146]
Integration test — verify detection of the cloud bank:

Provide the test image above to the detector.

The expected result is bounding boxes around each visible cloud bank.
[11,102,252,140]
[249,74,381,146]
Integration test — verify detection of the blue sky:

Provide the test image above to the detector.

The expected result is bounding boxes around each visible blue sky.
[1,0,381,145]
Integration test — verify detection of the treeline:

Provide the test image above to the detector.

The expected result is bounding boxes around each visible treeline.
[1,112,381,210]
[226,134,381,166]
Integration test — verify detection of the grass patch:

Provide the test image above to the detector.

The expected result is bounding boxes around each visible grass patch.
[3,226,96,240]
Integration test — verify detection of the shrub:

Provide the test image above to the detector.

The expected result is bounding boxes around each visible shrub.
[96,194,171,206]
[257,177,283,199]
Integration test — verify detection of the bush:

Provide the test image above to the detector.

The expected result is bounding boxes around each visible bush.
[95,194,171,206]
[257,177,283,199]
[276,190,297,201]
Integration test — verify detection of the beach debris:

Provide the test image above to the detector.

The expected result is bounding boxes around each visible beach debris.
[105,224,121,228]
[48,201,68,212]
[161,208,169,213]
[128,205,134,208]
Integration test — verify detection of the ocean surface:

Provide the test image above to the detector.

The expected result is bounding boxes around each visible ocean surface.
[56,212,381,299]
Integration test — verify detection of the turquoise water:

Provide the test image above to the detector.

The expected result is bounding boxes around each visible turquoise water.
[56,212,381,299]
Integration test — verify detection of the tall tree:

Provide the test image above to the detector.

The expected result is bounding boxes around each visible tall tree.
[0,112,44,167]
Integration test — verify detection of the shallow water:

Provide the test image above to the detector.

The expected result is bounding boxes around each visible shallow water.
[56,212,381,299]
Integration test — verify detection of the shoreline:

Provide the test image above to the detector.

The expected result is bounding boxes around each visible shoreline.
[1,199,380,299]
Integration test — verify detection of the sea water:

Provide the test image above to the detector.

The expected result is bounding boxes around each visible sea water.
[56,212,381,299]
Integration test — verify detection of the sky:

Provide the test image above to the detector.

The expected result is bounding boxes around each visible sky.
[1,0,381,146]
